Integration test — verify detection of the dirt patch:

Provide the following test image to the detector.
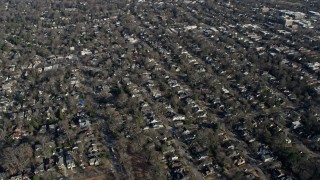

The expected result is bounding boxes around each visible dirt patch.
[130,154,152,179]
[72,165,115,180]
[82,172,115,180]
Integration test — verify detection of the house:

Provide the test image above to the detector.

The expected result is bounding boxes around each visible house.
[57,155,65,169]
[89,157,101,166]
[192,106,201,113]
[79,119,91,128]
[162,146,175,155]
[88,144,99,153]
[152,122,164,129]
[262,6,270,13]
[258,145,274,162]
[182,133,196,144]
[178,90,189,99]
[292,120,302,129]
[173,115,185,121]
[197,111,207,118]
[223,141,235,150]
[81,49,92,56]
[234,156,246,166]
[1,82,14,93]
[65,154,76,169]
[261,154,274,162]
[174,120,184,126]
[197,151,209,161]
[200,165,215,177]
[169,155,179,162]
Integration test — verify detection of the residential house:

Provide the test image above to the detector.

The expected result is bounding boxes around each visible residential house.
[65,154,76,169]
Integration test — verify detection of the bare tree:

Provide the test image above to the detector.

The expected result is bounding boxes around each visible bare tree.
[1,143,33,175]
